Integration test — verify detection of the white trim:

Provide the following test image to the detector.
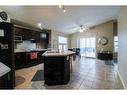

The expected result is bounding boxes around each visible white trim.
[118,70,127,89]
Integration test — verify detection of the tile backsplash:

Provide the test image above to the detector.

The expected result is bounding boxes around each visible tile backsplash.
[15,41,36,51]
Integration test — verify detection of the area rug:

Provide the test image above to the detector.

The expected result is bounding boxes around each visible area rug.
[15,76,26,86]
[31,70,44,81]
[105,60,114,66]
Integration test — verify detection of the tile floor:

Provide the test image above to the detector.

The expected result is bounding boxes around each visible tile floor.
[15,57,124,89]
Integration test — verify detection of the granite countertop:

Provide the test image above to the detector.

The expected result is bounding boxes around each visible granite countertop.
[14,49,47,53]
[0,62,11,77]
[43,50,75,57]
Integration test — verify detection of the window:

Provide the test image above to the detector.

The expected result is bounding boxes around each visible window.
[58,36,68,51]
[114,36,118,52]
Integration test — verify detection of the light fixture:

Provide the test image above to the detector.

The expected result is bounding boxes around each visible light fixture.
[63,8,66,13]
[79,28,84,32]
[38,23,41,27]
[38,23,42,29]
[41,33,46,38]
[79,25,89,32]
[58,5,66,13]
[79,25,84,32]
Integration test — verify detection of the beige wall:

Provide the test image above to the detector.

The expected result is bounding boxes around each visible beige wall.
[69,21,114,53]
[51,30,69,49]
[118,6,127,89]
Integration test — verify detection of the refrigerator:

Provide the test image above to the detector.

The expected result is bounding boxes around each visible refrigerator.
[0,22,15,89]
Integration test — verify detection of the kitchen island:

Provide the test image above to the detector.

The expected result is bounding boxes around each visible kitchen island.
[43,50,75,85]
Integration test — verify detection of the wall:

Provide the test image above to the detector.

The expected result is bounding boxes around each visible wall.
[51,30,69,49]
[69,21,114,53]
[118,6,127,89]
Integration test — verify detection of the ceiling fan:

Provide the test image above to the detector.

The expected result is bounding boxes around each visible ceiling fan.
[69,25,89,33]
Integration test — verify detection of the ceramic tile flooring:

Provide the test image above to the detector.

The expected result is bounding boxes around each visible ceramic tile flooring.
[15,57,124,89]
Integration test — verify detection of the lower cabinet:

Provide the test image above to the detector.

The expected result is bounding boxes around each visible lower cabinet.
[14,50,46,69]
[15,52,26,69]
[38,51,46,63]
[97,52,113,60]
[0,73,10,89]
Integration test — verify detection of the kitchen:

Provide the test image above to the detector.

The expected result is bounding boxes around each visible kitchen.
[0,6,125,90]
[0,10,75,89]
[14,23,51,69]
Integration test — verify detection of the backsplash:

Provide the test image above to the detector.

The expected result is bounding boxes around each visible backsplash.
[15,41,36,51]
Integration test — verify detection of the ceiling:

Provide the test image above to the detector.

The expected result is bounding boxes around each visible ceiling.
[0,6,120,34]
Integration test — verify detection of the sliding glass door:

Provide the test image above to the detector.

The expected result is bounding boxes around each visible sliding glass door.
[80,37,96,58]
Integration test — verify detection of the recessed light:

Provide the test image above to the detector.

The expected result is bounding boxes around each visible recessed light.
[38,23,41,27]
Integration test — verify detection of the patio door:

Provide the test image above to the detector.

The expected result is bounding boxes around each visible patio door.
[80,37,96,58]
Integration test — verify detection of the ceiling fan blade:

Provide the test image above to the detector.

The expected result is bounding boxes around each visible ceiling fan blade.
[70,27,79,31]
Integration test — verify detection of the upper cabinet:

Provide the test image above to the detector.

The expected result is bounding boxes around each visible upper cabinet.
[14,27,34,40]
[14,26,51,49]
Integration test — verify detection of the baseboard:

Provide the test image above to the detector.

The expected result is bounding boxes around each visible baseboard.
[118,70,127,89]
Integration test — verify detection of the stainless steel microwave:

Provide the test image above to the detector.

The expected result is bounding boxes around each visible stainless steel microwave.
[14,35,22,42]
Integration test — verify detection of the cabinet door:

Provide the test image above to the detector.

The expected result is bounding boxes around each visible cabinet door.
[14,27,34,40]
[14,27,23,36]
[34,32,40,43]
[0,73,9,89]
[22,29,33,40]
[15,52,26,69]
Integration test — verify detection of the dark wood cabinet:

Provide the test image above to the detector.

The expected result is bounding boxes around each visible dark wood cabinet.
[14,26,51,49]
[14,52,26,69]
[0,22,15,89]
[14,50,46,69]
[44,56,70,85]
[0,73,10,89]
[38,50,46,63]
[14,27,35,40]
[97,52,113,60]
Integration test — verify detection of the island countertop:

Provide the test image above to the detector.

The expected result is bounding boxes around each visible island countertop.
[0,62,11,77]
[43,50,75,57]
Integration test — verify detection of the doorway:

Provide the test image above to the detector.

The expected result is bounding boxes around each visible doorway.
[80,37,96,58]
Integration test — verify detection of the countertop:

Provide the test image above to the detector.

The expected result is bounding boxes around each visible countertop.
[43,50,75,57]
[0,62,11,77]
[14,49,47,53]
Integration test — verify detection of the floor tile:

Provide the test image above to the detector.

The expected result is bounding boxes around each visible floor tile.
[15,57,124,90]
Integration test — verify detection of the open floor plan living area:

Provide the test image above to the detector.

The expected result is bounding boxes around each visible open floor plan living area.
[0,6,127,90]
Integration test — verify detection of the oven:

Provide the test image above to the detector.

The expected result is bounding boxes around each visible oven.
[27,51,39,65]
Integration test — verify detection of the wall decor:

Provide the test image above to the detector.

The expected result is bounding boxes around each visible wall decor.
[0,11,8,21]
[98,36,108,45]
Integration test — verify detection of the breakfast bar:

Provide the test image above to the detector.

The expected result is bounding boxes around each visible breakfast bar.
[43,50,75,85]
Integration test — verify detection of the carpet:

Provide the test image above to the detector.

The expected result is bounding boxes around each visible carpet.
[15,76,26,86]
[31,70,44,81]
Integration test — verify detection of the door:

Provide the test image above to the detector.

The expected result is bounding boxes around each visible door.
[80,37,96,58]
